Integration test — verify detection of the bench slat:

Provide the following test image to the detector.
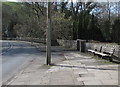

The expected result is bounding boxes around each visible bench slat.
[88,49,96,53]
[94,51,108,56]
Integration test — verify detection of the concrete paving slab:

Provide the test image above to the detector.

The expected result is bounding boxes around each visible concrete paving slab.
[29,79,42,85]
[94,76,112,80]
[74,81,84,85]
[101,79,118,85]
[77,77,95,82]
[94,73,111,77]
[74,71,88,75]
[11,81,28,85]
[84,80,103,85]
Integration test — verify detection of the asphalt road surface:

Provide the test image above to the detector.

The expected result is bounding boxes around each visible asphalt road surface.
[1,40,65,85]
[1,40,40,84]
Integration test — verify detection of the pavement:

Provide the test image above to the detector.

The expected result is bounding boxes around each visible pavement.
[2,42,119,86]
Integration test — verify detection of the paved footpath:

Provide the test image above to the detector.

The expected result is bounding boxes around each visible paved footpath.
[6,50,118,85]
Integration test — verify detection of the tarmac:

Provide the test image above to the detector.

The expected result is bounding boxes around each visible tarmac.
[3,44,119,86]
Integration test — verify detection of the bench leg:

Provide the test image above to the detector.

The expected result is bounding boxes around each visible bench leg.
[97,54,102,59]
[109,57,113,62]
[101,56,103,59]
[93,52,95,56]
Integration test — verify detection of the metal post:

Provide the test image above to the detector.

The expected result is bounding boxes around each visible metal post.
[46,2,51,65]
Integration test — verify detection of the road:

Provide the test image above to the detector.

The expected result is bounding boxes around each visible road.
[1,40,65,85]
[1,40,40,84]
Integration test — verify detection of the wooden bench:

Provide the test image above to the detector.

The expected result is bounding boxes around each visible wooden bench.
[88,46,102,54]
[88,49,96,53]
[88,45,98,53]
[88,46,115,61]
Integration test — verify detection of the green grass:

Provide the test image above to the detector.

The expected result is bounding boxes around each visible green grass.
[88,53,114,64]
[40,64,53,69]
[80,52,113,65]
[101,60,114,64]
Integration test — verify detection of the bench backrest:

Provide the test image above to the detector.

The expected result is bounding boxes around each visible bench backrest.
[113,45,120,58]
[102,47,114,54]
[86,43,120,58]
[95,45,102,52]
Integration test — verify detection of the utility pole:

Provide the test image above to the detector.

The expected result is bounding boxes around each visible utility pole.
[46,2,51,65]
[107,0,110,21]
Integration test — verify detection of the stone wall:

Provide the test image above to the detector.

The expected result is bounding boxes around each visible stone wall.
[5,37,46,44]
[57,39,77,49]
[57,39,120,58]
